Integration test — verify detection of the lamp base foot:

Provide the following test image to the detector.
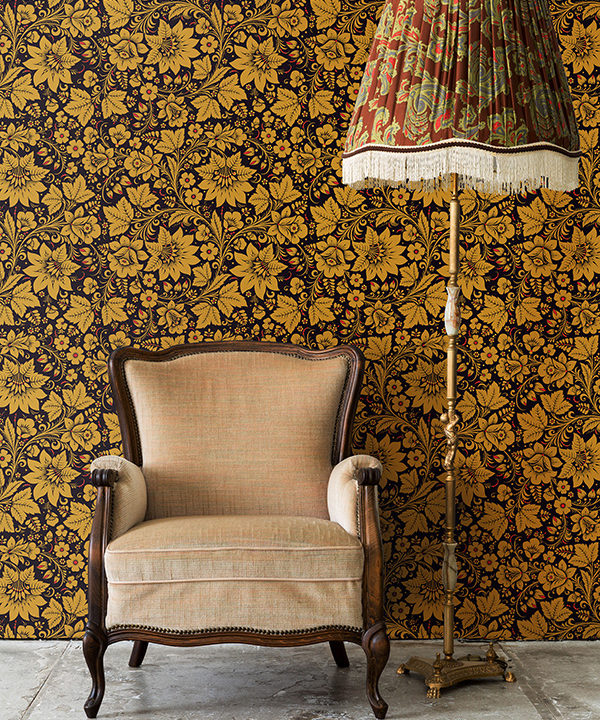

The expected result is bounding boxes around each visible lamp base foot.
[397,643,514,698]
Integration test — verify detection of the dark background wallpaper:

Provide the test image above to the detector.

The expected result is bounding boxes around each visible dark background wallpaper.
[0,0,599,640]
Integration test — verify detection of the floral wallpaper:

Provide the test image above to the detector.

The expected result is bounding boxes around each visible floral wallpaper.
[0,0,598,642]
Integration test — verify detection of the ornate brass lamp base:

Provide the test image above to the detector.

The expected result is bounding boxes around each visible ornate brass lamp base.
[398,644,516,699]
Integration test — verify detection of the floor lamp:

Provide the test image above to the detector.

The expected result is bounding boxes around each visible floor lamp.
[342,0,580,698]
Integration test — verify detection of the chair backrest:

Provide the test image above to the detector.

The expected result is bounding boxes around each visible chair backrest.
[109,342,363,520]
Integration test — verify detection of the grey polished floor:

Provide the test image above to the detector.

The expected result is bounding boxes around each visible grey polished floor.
[2,639,598,720]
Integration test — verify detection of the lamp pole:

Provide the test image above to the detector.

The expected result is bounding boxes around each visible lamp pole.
[398,174,516,695]
[442,172,460,662]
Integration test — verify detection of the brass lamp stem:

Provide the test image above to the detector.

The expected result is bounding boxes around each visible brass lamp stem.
[442,172,461,661]
[398,173,515,695]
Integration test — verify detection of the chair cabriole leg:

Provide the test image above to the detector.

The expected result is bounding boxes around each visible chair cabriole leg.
[362,622,390,719]
[83,627,107,718]
[329,640,350,668]
[129,640,149,667]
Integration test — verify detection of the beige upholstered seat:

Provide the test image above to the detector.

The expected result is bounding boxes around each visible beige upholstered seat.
[104,515,364,632]
[84,342,389,719]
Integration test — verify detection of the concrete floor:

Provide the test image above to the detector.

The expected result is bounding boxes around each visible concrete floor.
[1,639,598,720]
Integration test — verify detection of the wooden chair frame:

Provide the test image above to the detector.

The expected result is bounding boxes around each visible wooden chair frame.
[84,341,389,718]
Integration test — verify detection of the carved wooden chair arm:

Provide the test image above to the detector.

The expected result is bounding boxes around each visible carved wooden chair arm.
[327,455,383,538]
[91,468,119,487]
[90,456,147,541]
[356,466,382,487]
[328,455,385,632]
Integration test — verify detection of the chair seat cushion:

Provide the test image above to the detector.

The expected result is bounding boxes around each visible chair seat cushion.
[104,516,364,633]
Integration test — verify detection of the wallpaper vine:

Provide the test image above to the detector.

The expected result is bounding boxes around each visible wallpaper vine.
[0,0,598,641]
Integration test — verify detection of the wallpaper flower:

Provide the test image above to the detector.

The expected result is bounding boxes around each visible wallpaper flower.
[0,0,599,642]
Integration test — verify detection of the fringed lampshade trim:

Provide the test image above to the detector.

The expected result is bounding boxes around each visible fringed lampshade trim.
[342,142,580,193]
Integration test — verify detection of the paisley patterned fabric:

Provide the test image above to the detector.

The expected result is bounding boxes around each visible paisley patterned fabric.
[343,0,581,191]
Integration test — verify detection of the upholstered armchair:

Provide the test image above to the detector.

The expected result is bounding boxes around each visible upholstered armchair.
[84,342,389,718]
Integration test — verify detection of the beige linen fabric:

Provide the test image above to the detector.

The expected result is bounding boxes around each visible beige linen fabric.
[104,515,363,632]
[123,351,349,519]
[327,455,383,537]
[91,456,147,539]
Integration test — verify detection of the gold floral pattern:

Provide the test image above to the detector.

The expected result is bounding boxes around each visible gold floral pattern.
[0,0,598,642]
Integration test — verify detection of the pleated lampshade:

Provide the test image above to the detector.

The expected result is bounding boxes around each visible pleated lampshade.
[342,0,581,193]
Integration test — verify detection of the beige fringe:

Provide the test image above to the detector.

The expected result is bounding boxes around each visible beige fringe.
[342,142,580,193]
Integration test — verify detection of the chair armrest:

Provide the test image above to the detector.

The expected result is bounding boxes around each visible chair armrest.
[90,456,147,540]
[327,455,383,537]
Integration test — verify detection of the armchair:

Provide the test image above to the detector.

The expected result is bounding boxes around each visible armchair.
[84,341,389,718]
